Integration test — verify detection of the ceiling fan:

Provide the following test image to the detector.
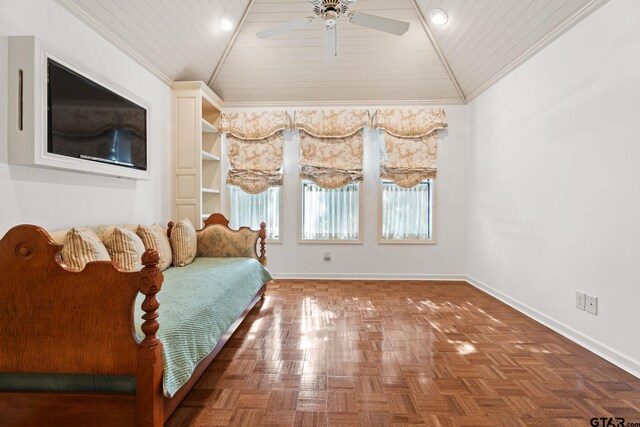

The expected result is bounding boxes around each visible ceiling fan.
[256,0,410,61]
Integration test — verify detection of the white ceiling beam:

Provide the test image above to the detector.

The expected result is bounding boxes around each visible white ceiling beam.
[208,0,256,89]
[410,0,466,104]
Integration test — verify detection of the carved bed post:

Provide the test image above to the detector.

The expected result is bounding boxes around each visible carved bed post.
[167,221,175,239]
[258,222,267,267]
[136,249,164,427]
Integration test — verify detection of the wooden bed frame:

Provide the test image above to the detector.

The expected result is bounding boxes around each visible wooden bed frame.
[0,214,267,427]
[167,213,267,266]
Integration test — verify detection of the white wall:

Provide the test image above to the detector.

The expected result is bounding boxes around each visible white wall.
[0,0,172,235]
[466,0,640,376]
[223,106,469,279]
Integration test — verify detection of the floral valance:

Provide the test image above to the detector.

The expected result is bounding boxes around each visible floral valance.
[299,132,363,189]
[227,169,282,194]
[373,108,447,138]
[380,133,438,188]
[226,132,283,194]
[294,109,370,138]
[220,111,291,140]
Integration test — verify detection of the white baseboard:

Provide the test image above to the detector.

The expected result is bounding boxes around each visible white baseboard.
[465,275,640,379]
[271,272,468,281]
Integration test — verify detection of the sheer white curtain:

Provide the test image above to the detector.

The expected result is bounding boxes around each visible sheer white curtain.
[381,181,432,240]
[229,186,280,240]
[302,181,360,240]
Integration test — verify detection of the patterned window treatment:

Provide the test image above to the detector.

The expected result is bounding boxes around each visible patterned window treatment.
[374,109,447,188]
[220,111,291,194]
[294,109,369,189]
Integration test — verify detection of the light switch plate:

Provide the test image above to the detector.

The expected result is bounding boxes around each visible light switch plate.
[586,295,598,315]
[576,291,586,310]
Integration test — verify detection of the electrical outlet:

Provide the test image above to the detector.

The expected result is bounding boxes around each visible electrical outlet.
[586,295,598,315]
[323,252,331,261]
[576,291,586,310]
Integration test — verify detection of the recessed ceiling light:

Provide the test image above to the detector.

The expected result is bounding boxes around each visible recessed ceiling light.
[219,17,233,32]
[429,8,448,26]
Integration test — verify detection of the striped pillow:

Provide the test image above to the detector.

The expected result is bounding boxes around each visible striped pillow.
[105,227,146,271]
[170,219,197,267]
[61,228,110,271]
[136,224,172,271]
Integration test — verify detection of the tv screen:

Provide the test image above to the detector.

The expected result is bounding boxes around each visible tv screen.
[47,59,147,171]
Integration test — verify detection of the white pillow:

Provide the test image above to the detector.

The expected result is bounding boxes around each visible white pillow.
[104,227,146,271]
[170,219,197,267]
[61,228,110,271]
[136,224,172,271]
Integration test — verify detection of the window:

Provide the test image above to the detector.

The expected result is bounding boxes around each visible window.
[301,181,360,241]
[229,186,281,240]
[381,180,433,242]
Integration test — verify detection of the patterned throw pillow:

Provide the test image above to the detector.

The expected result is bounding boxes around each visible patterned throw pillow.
[104,227,146,271]
[170,219,197,267]
[136,224,172,271]
[61,228,111,271]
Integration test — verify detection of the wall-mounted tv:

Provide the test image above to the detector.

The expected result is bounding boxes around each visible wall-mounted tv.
[47,59,147,171]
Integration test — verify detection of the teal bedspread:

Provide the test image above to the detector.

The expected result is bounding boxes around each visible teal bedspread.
[0,257,272,398]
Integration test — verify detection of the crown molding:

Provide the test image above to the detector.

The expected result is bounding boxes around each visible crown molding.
[465,0,610,102]
[221,98,464,108]
[54,0,173,86]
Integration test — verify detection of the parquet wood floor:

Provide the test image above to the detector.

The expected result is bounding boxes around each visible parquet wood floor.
[166,280,640,427]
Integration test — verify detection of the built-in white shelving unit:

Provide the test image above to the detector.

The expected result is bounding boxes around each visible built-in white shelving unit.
[172,81,223,228]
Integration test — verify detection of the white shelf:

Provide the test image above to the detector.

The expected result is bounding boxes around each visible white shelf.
[201,151,220,161]
[173,82,223,228]
[201,118,217,134]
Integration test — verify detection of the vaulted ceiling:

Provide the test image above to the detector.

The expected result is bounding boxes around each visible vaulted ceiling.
[56,0,607,105]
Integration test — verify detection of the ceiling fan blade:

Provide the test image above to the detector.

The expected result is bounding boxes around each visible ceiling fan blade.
[324,25,337,61]
[257,17,315,39]
[348,12,409,35]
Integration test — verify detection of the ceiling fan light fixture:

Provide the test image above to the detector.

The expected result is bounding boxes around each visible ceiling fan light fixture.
[324,10,338,29]
[219,17,233,32]
[429,8,449,26]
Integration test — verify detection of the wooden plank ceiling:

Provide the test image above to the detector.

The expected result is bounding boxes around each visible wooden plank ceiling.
[56,0,606,104]
[57,0,250,82]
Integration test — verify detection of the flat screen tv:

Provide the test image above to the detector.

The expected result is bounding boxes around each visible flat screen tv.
[47,59,147,171]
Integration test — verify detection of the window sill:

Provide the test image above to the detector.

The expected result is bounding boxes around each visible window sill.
[378,239,437,245]
[298,239,363,245]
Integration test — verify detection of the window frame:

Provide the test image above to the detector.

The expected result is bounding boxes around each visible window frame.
[227,185,284,244]
[297,179,364,244]
[377,179,438,245]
